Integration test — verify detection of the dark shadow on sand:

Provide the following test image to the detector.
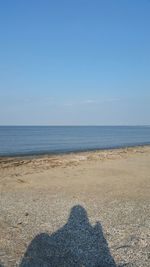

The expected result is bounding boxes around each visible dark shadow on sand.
[20,205,117,267]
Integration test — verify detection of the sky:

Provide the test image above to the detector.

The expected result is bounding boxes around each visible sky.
[0,0,150,125]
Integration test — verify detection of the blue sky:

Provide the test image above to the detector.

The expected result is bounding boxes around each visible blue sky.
[0,0,150,125]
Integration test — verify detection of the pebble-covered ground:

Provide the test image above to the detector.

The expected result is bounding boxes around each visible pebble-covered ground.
[0,146,150,266]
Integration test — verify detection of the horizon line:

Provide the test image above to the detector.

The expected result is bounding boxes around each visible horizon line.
[0,124,150,127]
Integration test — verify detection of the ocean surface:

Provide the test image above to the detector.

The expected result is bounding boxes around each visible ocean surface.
[0,126,150,157]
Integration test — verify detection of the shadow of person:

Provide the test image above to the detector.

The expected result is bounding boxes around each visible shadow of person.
[20,205,117,267]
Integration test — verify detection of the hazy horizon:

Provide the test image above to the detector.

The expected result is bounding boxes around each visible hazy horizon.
[0,124,150,127]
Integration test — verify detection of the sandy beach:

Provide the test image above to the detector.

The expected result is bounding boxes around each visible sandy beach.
[0,145,150,266]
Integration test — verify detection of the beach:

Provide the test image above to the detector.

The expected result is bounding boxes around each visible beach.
[0,145,150,266]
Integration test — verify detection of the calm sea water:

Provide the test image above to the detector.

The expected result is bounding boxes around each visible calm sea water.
[0,126,150,157]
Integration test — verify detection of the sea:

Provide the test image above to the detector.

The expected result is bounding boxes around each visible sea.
[0,126,150,157]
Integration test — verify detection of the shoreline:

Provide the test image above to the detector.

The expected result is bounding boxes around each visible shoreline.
[1,145,150,175]
[0,143,150,160]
